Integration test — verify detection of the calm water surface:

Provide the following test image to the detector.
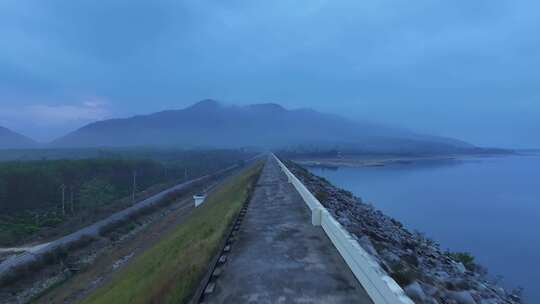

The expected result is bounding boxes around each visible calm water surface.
[308,155,540,303]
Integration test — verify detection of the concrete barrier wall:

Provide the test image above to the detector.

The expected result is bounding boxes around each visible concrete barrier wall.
[272,154,414,304]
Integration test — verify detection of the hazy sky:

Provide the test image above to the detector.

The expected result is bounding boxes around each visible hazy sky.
[1,1,539,148]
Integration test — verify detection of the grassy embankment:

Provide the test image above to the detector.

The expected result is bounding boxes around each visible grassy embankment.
[80,161,263,304]
[0,149,252,247]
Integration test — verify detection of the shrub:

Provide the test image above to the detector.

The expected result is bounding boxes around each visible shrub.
[66,235,97,251]
[390,262,418,286]
[314,190,329,202]
[341,190,354,198]
[401,253,419,267]
[40,216,64,227]
[99,219,128,237]
[447,251,476,271]
[0,264,31,287]
[0,246,68,287]
[42,246,68,265]
[99,189,187,237]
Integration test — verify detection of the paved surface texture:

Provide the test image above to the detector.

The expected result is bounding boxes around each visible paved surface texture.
[204,157,373,304]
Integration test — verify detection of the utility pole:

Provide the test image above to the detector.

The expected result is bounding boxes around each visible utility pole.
[60,184,66,216]
[70,186,74,214]
[184,168,188,181]
[132,170,137,203]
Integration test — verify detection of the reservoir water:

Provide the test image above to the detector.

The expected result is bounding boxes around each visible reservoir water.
[307,155,540,303]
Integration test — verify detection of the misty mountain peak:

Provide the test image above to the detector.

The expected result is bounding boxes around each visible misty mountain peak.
[52,101,475,153]
[188,99,222,110]
[0,126,36,149]
[246,103,286,113]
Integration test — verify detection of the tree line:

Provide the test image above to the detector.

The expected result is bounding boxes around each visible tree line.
[0,149,255,246]
[0,158,170,214]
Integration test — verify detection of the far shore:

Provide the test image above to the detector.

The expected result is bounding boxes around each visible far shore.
[293,152,519,168]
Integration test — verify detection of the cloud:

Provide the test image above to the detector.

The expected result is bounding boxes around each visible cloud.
[0,97,113,141]
[27,104,110,125]
[0,0,539,146]
[1,98,112,126]
[82,100,107,108]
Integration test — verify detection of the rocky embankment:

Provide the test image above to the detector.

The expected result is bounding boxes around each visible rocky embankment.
[285,160,522,304]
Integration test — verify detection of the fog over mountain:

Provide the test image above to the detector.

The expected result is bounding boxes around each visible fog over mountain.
[0,127,36,149]
[49,100,487,154]
[2,2,540,147]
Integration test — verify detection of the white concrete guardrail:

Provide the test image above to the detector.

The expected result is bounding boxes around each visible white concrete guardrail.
[272,154,414,304]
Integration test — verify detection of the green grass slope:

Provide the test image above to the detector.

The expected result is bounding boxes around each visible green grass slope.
[79,160,264,304]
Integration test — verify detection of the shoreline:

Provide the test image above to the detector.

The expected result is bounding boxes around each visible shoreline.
[283,158,523,304]
[293,153,519,169]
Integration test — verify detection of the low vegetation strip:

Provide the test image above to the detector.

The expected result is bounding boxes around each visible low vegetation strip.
[0,149,254,247]
[0,177,211,290]
[80,161,264,304]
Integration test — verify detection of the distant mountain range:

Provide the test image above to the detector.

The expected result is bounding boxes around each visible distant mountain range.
[50,100,485,154]
[1,100,506,154]
[0,126,36,149]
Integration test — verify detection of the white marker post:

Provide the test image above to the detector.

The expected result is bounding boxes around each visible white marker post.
[193,195,206,207]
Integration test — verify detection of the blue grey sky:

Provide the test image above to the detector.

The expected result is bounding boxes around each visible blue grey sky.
[1,0,539,148]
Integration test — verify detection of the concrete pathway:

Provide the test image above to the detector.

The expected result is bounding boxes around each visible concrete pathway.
[204,157,373,304]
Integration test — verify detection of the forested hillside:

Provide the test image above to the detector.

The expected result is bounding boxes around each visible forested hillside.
[0,149,254,246]
[0,159,165,214]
